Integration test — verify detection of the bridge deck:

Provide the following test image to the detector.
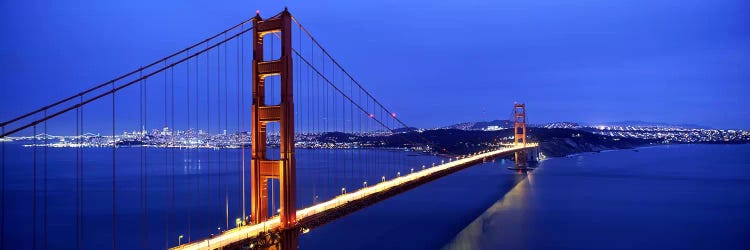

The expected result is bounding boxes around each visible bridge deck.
[171,144,538,250]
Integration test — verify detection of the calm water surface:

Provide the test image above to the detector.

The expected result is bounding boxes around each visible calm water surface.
[451,144,750,250]
[2,143,442,249]
[3,143,749,249]
[303,144,750,250]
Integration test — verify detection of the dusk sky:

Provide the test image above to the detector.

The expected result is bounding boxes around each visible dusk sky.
[1,0,748,129]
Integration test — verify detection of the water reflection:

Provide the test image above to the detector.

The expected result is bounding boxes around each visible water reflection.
[442,172,534,250]
[183,155,202,174]
[247,229,299,250]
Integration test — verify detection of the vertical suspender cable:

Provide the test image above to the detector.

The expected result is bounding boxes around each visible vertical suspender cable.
[323,55,329,199]
[206,44,212,231]
[33,125,37,250]
[43,110,48,250]
[223,34,229,230]
[350,79,354,189]
[239,28,246,222]
[170,66,176,247]
[139,69,145,250]
[309,37,316,205]
[111,79,117,250]
[342,70,346,188]
[224,34,230,228]
[1,125,4,250]
[337,68,342,191]
[75,106,79,250]
[186,49,191,243]
[334,59,339,193]
[163,60,168,249]
[144,74,148,249]
[219,33,226,230]
[194,48,200,237]
[78,96,83,250]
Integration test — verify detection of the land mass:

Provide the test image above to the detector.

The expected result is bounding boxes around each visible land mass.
[8,121,747,159]
[375,128,654,157]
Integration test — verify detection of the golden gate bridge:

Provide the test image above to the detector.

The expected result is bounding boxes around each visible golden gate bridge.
[0,8,537,250]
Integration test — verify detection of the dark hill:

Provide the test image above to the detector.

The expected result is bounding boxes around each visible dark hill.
[378,128,655,156]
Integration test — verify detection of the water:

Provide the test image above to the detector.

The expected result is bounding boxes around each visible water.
[443,144,750,250]
[302,144,750,249]
[299,156,522,249]
[3,144,749,249]
[1,143,442,249]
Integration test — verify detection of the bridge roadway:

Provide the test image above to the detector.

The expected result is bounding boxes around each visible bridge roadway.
[171,143,538,250]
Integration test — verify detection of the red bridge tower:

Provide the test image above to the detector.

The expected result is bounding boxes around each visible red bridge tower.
[250,9,296,230]
[511,103,531,170]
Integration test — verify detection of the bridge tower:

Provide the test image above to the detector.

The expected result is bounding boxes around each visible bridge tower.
[250,9,296,230]
[511,103,530,170]
[513,103,527,146]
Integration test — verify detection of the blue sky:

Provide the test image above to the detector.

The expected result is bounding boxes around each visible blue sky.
[1,0,748,130]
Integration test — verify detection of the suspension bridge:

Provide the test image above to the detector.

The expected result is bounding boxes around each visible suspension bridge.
[0,9,537,250]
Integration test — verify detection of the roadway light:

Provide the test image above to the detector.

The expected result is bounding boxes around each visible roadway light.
[422,165,425,170]
[341,187,346,195]
[381,176,385,182]
[397,172,400,177]
[217,227,221,233]
[363,181,367,188]
[178,235,184,245]
[410,168,414,173]
[236,218,242,227]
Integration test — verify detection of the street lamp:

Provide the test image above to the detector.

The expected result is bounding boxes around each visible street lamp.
[178,235,184,245]
[236,218,242,228]
[363,181,368,188]
[410,168,414,173]
[422,165,425,170]
[341,187,346,195]
[217,227,221,234]
[381,176,385,182]
[397,172,400,177]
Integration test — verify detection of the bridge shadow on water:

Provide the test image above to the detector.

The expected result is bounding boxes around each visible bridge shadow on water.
[442,168,535,250]
[293,159,530,250]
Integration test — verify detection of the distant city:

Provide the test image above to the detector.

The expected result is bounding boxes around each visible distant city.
[2,120,748,150]
[0,127,399,150]
[442,120,750,144]
[542,122,750,144]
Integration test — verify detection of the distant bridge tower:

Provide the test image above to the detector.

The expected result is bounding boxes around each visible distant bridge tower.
[511,103,530,170]
[250,8,296,231]
[513,103,526,146]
